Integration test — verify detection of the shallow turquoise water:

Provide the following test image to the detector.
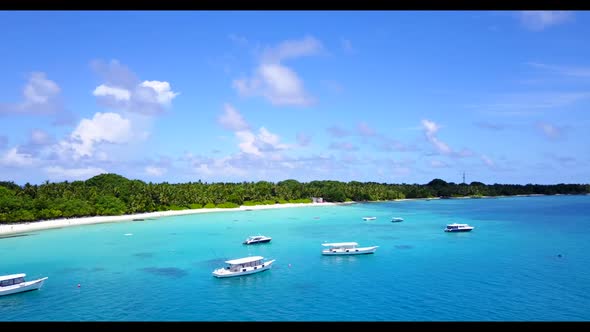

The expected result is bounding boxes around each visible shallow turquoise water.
[1,195,589,321]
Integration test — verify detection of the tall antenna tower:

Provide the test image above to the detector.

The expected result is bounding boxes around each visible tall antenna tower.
[462,171,466,184]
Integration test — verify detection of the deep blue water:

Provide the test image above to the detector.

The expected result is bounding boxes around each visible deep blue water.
[1,195,589,321]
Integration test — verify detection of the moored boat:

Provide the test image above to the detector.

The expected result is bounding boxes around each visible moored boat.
[243,235,272,245]
[321,242,378,255]
[0,273,48,297]
[212,256,275,278]
[444,223,474,232]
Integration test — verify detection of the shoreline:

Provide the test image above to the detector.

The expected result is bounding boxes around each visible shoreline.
[0,201,355,237]
[0,193,570,237]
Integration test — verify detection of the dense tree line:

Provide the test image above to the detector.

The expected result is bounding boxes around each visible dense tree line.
[0,174,588,224]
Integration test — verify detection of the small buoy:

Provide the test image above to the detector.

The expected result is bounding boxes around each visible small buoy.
[288,264,291,268]
[557,254,562,258]
[77,284,81,288]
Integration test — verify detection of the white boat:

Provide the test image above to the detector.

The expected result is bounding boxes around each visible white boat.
[321,242,379,255]
[212,256,275,278]
[444,223,474,232]
[362,216,376,221]
[243,235,272,245]
[0,273,48,297]
[391,217,404,222]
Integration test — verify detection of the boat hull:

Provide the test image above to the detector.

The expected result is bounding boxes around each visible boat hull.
[0,277,48,297]
[243,239,271,245]
[212,260,275,278]
[322,246,378,255]
[444,228,473,232]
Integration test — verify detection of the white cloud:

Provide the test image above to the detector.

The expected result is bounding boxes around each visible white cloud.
[218,103,250,131]
[258,64,309,104]
[234,63,314,106]
[0,72,64,117]
[140,81,179,105]
[420,125,470,157]
[519,11,573,31]
[216,104,291,157]
[235,127,289,156]
[236,130,261,156]
[194,163,213,175]
[145,166,167,176]
[422,119,440,134]
[190,155,248,179]
[421,119,452,154]
[256,127,289,151]
[233,36,322,106]
[45,166,106,181]
[17,129,55,157]
[92,59,179,115]
[57,112,132,160]
[23,72,60,105]
[30,129,52,145]
[93,84,131,101]
[0,147,35,167]
[261,35,323,63]
[91,59,138,87]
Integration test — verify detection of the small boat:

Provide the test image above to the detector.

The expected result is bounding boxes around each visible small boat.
[0,273,48,297]
[362,216,377,221]
[444,223,474,232]
[391,217,404,222]
[243,235,272,245]
[321,242,379,255]
[212,256,275,278]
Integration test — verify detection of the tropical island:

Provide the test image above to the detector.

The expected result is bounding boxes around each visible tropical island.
[1,173,588,224]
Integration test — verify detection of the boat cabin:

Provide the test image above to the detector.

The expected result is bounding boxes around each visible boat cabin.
[224,256,265,272]
[0,274,26,287]
[322,242,358,250]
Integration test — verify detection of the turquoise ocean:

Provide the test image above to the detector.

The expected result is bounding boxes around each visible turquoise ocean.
[1,195,589,321]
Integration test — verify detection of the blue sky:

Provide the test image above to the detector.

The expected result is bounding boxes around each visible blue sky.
[0,11,589,185]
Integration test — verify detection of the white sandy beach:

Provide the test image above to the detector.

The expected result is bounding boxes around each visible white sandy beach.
[3,195,518,237]
[0,202,353,236]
